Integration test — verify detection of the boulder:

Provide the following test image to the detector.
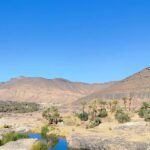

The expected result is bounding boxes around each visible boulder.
[0,139,37,150]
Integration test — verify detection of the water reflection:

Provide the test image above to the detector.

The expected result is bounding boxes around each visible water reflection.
[28,133,68,150]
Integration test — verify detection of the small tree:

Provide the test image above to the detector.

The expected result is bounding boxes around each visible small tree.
[42,106,61,124]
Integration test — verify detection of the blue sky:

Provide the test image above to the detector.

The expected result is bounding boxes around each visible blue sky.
[0,0,150,83]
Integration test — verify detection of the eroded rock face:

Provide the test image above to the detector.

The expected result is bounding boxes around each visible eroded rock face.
[0,139,36,150]
[67,134,150,150]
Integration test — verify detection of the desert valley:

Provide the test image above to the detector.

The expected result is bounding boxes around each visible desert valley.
[0,67,149,150]
[1,0,150,149]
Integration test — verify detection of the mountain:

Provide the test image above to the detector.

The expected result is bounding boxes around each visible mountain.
[80,67,150,101]
[1,67,150,105]
[0,77,114,104]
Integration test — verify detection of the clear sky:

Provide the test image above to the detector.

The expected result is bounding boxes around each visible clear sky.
[0,0,150,83]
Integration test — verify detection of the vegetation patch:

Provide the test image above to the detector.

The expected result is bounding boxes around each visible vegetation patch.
[41,125,49,138]
[77,112,88,121]
[31,141,48,150]
[87,117,101,128]
[0,101,39,113]
[77,100,109,128]
[0,132,28,146]
[3,124,12,128]
[97,108,108,118]
[42,106,62,124]
[138,102,150,122]
[48,134,59,148]
[144,110,150,122]
[115,108,131,123]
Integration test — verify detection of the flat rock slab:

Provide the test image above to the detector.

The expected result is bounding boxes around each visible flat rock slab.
[67,134,150,150]
[0,139,37,150]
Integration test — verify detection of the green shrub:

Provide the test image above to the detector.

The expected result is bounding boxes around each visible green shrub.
[138,102,150,122]
[98,108,108,118]
[1,132,28,145]
[0,139,2,146]
[143,102,150,109]
[14,133,28,139]
[138,108,145,118]
[41,125,49,137]
[144,110,150,122]
[78,112,88,121]
[115,109,130,123]
[48,134,59,148]
[3,124,11,128]
[87,117,101,128]
[31,141,48,150]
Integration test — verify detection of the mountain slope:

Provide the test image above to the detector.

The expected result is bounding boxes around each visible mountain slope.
[1,67,150,104]
[80,67,150,101]
[0,77,114,104]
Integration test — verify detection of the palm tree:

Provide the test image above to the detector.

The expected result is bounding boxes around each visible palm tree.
[91,100,97,120]
[112,99,118,110]
[122,97,128,110]
[101,101,107,109]
[128,97,133,111]
[98,99,106,109]
[97,99,102,109]
[88,103,92,114]
[108,101,112,110]
[80,100,87,114]
[42,106,60,124]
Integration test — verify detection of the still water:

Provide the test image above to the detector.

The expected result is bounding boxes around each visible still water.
[28,133,68,150]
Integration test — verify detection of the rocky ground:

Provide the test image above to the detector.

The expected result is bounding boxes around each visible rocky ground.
[0,112,44,150]
[0,139,37,150]
[0,112,44,133]
[67,134,150,150]
[0,112,149,150]
[65,115,150,150]
[67,123,150,150]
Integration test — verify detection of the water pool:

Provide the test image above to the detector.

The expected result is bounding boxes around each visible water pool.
[28,133,68,150]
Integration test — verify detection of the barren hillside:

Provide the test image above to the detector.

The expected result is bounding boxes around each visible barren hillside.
[81,67,150,101]
[0,77,114,104]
